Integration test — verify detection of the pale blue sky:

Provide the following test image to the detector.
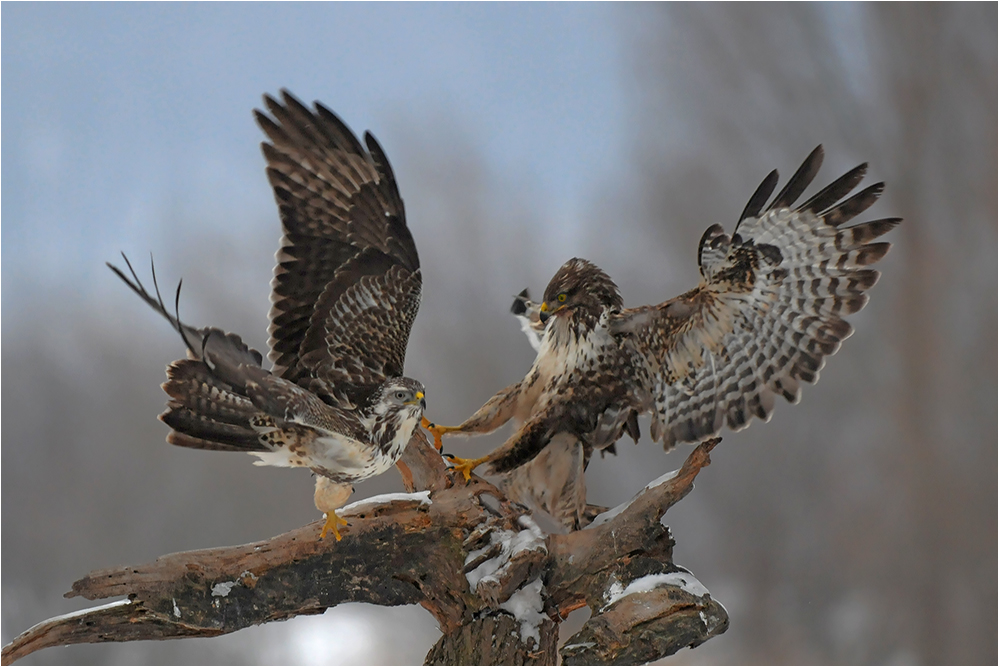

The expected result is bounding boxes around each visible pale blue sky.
[2,2,627,302]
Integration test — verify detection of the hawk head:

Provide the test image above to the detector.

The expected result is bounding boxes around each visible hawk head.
[368,377,427,454]
[369,377,426,414]
[539,258,623,327]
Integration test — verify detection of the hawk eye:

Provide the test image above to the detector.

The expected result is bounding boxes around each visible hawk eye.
[557,293,567,303]
[394,391,407,400]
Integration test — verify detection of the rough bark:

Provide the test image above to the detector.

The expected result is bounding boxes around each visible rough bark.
[1,433,725,666]
[425,613,559,665]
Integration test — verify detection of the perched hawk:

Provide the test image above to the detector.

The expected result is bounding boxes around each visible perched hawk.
[429,146,898,529]
[111,90,426,540]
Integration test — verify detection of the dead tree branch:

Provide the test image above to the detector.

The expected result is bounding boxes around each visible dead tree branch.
[2,435,726,666]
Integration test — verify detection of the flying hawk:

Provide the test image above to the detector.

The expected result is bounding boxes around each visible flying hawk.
[429,146,898,528]
[110,90,426,540]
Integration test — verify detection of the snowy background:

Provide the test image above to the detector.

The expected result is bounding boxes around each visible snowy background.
[3,4,996,664]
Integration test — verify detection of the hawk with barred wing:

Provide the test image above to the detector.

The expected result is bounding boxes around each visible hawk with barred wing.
[430,146,898,529]
[111,90,426,540]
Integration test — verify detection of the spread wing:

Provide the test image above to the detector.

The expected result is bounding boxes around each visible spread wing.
[612,146,899,449]
[255,90,421,407]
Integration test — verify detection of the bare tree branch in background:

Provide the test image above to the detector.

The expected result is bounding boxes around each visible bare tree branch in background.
[2,436,726,666]
[610,4,997,663]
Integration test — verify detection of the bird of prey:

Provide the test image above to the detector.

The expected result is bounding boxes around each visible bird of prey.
[428,146,898,528]
[502,289,638,531]
[110,90,427,540]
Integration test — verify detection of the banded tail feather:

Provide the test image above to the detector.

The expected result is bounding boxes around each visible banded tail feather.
[109,254,271,453]
[160,359,267,452]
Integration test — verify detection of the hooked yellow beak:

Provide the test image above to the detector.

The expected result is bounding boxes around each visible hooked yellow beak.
[407,391,426,410]
[539,300,566,322]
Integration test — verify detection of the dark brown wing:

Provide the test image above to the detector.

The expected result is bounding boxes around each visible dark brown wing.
[293,248,421,408]
[612,146,899,449]
[255,90,420,402]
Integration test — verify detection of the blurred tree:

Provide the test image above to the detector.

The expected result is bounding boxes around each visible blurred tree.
[608,3,997,663]
[3,3,995,664]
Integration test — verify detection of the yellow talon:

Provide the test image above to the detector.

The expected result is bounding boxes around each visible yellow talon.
[422,418,460,452]
[445,454,490,482]
[320,510,348,541]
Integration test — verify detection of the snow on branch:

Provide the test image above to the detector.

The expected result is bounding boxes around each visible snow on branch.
[2,434,726,666]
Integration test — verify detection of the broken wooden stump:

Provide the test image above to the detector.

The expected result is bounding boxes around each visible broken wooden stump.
[2,434,726,665]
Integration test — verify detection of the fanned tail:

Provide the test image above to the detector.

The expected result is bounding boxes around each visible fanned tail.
[160,360,268,452]
[110,254,270,452]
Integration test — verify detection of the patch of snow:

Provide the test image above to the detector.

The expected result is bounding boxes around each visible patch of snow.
[589,500,630,527]
[40,598,131,626]
[511,515,546,555]
[603,575,625,609]
[465,530,514,590]
[172,598,181,618]
[603,571,710,609]
[644,468,682,491]
[590,469,682,527]
[499,578,546,647]
[339,490,432,515]
[464,517,547,591]
[212,581,237,597]
[658,571,710,598]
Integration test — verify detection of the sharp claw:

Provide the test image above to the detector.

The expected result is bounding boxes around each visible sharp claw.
[444,455,483,483]
[422,419,450,451]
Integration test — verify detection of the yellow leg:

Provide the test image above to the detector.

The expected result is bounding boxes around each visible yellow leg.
[445,454,491,482]
[320,510,349,541]
[422,417,462,452]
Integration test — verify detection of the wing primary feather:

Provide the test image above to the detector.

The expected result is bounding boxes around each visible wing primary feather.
[768,145,824,210]
[839,218,901,248]
[313,100,368,157]
[254,108,293,152]
[737,168,779,226]
[281,91,325,138]
[799,162,868,214]
[822,182,885,227]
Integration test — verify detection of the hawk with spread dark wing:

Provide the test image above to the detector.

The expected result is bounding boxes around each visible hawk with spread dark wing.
[429,146,898,529]
[111,90,426,540]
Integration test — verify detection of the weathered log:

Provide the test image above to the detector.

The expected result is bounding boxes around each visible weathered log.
[425,613,559,666]
[1,434,726,666]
